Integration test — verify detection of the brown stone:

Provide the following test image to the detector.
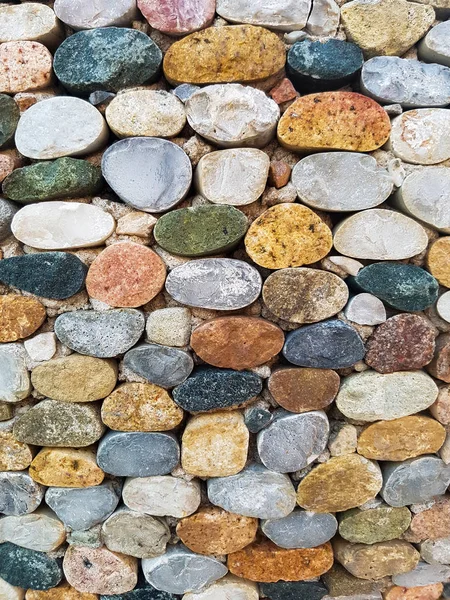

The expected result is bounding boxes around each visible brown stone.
[25,583,98,600]
[190,316,284,370]
[0,402,13,421]
[268,161,292,189]
[269,78,298,104]
[0,431,33,470]
[0,295,46,342]
[383,584,444,600]
[427,236,450,286]
[176,506,258,555]
[29,447,104,488]
[268,367,340,413]
[409,496,450,541]
[227,539,334,582]
[244,203,333,269]
[323,564,388,597]
[278,92,391,152]
[365,314,436,373]
[430,385,450,424]
[357,416,446,461]
[0,150,22,183]
[0,41,52,93]
[426,333,450,383]
[86,242,166,308]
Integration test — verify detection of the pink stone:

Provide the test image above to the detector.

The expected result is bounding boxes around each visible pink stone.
[137,0,215,35]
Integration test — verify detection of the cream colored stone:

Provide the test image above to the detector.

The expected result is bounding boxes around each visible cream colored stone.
[24,333,56,362]
[0,577,24,600]
[328,256,364,276]
[116,212,157,238]
[345,294,387,326]
[183,575,259,600]
[0,42,52,94]
[437,292,450,323]
[0,507,66,552]
[419,20,450,67]
[54,0,138,30]
[0,4,63,48]
[307,0,340,36]
[146,307,191,347]
[216,0,311,31]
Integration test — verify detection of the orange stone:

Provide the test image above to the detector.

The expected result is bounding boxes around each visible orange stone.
[427,237,450,287]
[29,447,104,488]
[383,584,444,600]
[0,432,33,470]
[227,539,334,582]
[25,582,99,600]
[268,368,340,413]
[190,316,284,370]
[268,161,292,189]
[409,496,450,541]
[176,506,258,555]
[0,41,52,94]
[269,78,298,104]
[0,295,46,342]
[278,92,391,152]
[86,242,166,308]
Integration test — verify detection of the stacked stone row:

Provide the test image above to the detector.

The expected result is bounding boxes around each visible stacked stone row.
[2,0,450,599]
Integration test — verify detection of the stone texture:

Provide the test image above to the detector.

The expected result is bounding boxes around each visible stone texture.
[390,109,450,164]
[146,307,191,348]
[123,476,201,518]
[268,367,340,413]
[30,447,105,488]
[0,199,18,240]
[0,95,19,149]
[216,0,311,30]
[419,20,450,67]
[259,581,329,600]
[345,294,387,326]
[100,584,176,600]
[323,563,388,597]
[0,543,62,591]
[138,0,215,34]
[0,42,52,94]
[0,295,45,343]
[427,237,450,287]
[393,562,450,587]
[0,472,44,516]
[430,386,450,424]
[182,575,259,600]
[244,406,273,433]
[123,344,193,388]
[0,3,62,47]
[0,508,66,552]
[384,584,444,600]
[427,334,450,383]
[1,579,25,600]
[338,506,412,544]
[410,496,450,541]
[0,432,33,471]
[54,0,137,29]
[0,343,31,403]
[262,510,338,549]
[420,537,450,565]
[26,582,99,600]
[269,160,291,188]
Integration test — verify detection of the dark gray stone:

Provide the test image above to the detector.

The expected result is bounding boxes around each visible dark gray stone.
[123,343,194,388]
[0,198,18,241]
[260,581,329,600]
[261,509,338,549]
[0,471,45,516]
[101,583,176,600]
[244,405,273,433]
[0,94,19,148]
[0,542,62,590]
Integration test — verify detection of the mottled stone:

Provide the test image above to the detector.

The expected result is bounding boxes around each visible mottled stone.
[0,432,33,471]
[26,582,99,599]
[146,307,191,348]
[0,41,52,94]
[30,447,105,488]
[0,199,18,241]
[183,575,259,600]
[269,161,291,189]
[410,496,450,541]
[0,343,31,403]
[385,585,443,600]
[0,95,19,149]
[0,543,62,591]
[138,0,214,34]
[339,506,412,544]
[419,20,450,67]
[244,406,273,433]
[345,293,387,326]
[123,476,201,518]
[393,562,450,587]
[123,344,193,388]
[216,0,311,30]
[0,472,44,516]
[427,237,450,287]
[262,509,338,549]
[54,0,137,29]
[0,3,62,47]
[426,334,450,383]
[0,508,66,552]
[259,581,328,600]
[268,367,340,413]
[431,386,450,424]
[116,211,157,239]
[0,295,45,343]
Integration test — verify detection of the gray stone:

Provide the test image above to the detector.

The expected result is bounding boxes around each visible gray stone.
[244,406,273,433]
[261,509,338,549]
[54,0,138,29]
[0,343,31,403]
[419,20,450,67]
[97,431,180,477]
[89,91,116,106]
[55,309,145,358]
[344,294,387,326]
[420,537,450,564]
[216,0,311,30]
[165,258,262,310]
[0,471,44,516]
[207,463,297,519]
[142,544,228,595]
[0,542,62,591]
[123,343,194,388]
[0,199,18,242]
[392,561,450,587]
[257,409,329,473]
[173,84,200,103]
[102,138,192,213]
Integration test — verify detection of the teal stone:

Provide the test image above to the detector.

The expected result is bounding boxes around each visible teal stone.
[0,542,62,590]
[53,27,162,95]
[0,94,19,148]
[3,157,102,203]
[349,262,439,311]
[154,205,248,257]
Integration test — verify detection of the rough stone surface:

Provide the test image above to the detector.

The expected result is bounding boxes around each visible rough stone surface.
[0,95,19,149]
[259,581,329,600]
[307,0,340,36]
[0,343,31,403]
[138,0,215,34]
[26,582,100,599]
[0,472,44,516]
[420,537,450,565]
[216,0,311,30]
[427,237,450,288]
[30,447,105,488]
[0,41,52,94]
[146,308,191,348]
[384,585,444,600]
[0,199,18,241]
[0,432,33,471]
[262,510,338,549]
[0,509,66,553]
[410,496,450,541]
[0,295,46,343]
[419,20,450,67]
[338,506,412,544]
[123,344,193,388]
[268,367,340,413]
[0,542,62,591]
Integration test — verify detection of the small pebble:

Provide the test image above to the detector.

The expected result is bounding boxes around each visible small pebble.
[390,109,450,164]
[244,406,273,432]
[385,584,443,600]
[0,543,62,591]
[306,0,339,36]
[339,506,412,545]
[420,537,450,565]
[216,0,311,30]
[344,293,387,326]
[182,575,258,600]
[0,295,46,343]
[123,343,193,388]
[426,334,450,383]
[261,510,338,549]
[146,307,191,348]
[26,582,100,599]
[0,471,44,516]
[419,20,450,67]
[0,343,31,403]
[0,95,19,149]
[0,577,24,600]
[410,496,450,542]
[172,83,200,103]
[138,0,215,35]
[427,237,450,287]
[268,367,340,413]
[30,447,105,488]
[437,292,450,322]
[0,199,18,241]
[259,581,328,600]
[54,0,137,29]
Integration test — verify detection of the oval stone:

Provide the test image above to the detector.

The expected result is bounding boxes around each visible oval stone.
[0,3,62,47]
[263,268,348,323]
[339,506,412,545]
[216,0,311,30]
[183,576,259,600]
[0,343,31,403]
[138,0,215,34]
[97,431,180,477]
[292,152,393,212]
[410,496,450,542]
[0,295,46,343]
[123,344,193,388]
[427,237,450,288]
[0,543,62,591]
[163,25,285,86]
[15,97,108,160]
[27,583,101,599]
[345,292,387,326]
[154,206,247,257]
[54,0,137,29]
[419,18,450,67]
[0,94,19,149]
[11,202,115,250]
[190,316,284,370]
[102,137,192,213]
[278,92,391,152]
[390,109,450,164]
[165,259,262,310]
[262,510,338,549]
[283,319,365,369]
[30,447,104,488]
[0,509,66,553]
[0,472,44,516]
[268,368,340,413]
[336,370,438,422]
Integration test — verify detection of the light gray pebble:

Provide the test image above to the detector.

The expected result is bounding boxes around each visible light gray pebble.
[392,561,450,587]
[0,471,45,516]
[172,84,200,103]
[261,509,338,549]
[0,343,31,403]
[420,537,450,565]
[0,199,18,242]
[123,343,194,388]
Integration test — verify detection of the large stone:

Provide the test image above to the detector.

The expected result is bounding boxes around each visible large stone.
[0,543,62,591]
[216,0,311,30]
[427,237,450,288]
[345,293,387,326]
[0,199,18,241]
[0,472,44,516]
[54,0,137,29]
[390,109,450,164]
[410,496,450,541]
[261,509,338,549]
[338,506,412,544]
[393,562,450,587]
[0,508,66,552]
[182,575,258,600]
[101,138,191,213]
[0,432,33,471]
[30,447,105,488]
[0,296,45,343]
[138,0,215,34]
[0,343,31,403]
[0,95,19,149]
[123,344,193,388]
[259,581,328,600]
[268,367,340,413]
[0,41,52,94]
[0,3,62,47]
[419,20,450,67]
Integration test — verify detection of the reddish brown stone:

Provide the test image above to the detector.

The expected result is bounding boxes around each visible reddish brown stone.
[190,316,284,370]
[383,584,443,600]
[268,161,292,189]
[269,78,298,104]
[430,385,450,424]
[409,496,450,541]
[268,367,340,413]
[426,333,450,383]
[365,314,436,373]
[0,295,46,342]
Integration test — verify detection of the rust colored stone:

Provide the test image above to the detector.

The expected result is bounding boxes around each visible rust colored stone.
[190,316,284,370]
[0,295,46,342]
[383,584,444,600]
[427,237,450,287]
[268,161,292,188]
[25,582,99,600]
[426,333,450,383]
[430,385,450,424]
[268,367,340,413]
[29,447,104,488]
[0,431,33,470]
[269,78,298,104]
[409,496,450,541]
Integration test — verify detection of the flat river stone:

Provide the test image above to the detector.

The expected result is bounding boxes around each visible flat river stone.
[268,367,340,413]
[419,20,450,67]
[101,138,192,212]
[336,370,438,422]
[138,0,215,35]
[166,258,261,310]
[97,431,180,477]
[283,319,365,369]
[339,506,412,544]
[261,509,338,549]
[55,309,144,358]
[0,94,19,148]
[123,344,193,388]
[0,3,62,47]
[11,201,115,250]
[259,582,328,600]
[15,97,108,159]
[390,109,450,164]
[0,343,31,403]
[292,152,393,212]
[216,0,311,30]
[154,205,247,256]
[0,471,44,516]
[54,0,138,29]
[0,543,62,591]
[0,252,87,300]
[173,368,262,413]
[0,295,45,343]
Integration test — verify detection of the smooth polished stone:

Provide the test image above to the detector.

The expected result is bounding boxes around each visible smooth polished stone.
[216,0,311,30]
[259,581,328,600]
[427,333,450,383]
[123,344,193,388]
[0,296,45,343]
[0,3,62,47]
[390,109,450,164]
[182,576,258,600]
[0,343,31,403]
[0,472,44,516]
[419,20,450,67]
[54,0,137,29]
[0,95,19,149]
[262,510,338,549]
[0,199,18,240]
[0,543,62,591]
[0,509,66,552]
[244,406,273,433]
[345,293,387,326]
[0,432,33,471]
[0,41,52,94]
[268,367,339,413]
[146,307,191,348]
[420,537,450,565]
[138,0,215,35]
[393,562,450,587]
[30,447,105,488]
[339,506,412,544]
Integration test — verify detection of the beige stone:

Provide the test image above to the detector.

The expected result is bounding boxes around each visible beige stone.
[0,577,25,600]
[182,575,259,600]
[0,507,66,552]
[0,4,63,48]
[115,211,157,238]
[145,307,191,347]
[25,582,98,599]
[24,333,56,363]
[0,432,33,471]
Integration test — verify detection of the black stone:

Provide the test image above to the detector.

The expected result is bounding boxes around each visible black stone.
[0,542,62,590]
[244,406,273,433]
[101,581,176,599]
[260,581,328,600]
[443,582,450,599]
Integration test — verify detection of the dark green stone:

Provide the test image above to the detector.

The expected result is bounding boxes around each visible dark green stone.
[349,262,439,311]
[3,157,102,203]
[0,94,19,148]
[101,583,176,599]
[0,542,62,590]
[244,406,273,433]
[260,581,328,600]
[54,27,162,95]
[154,205,248,257]
[0,252,87,299]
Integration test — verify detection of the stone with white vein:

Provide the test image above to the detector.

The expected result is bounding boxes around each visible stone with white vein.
[216,0,311,31]
[0,343,31,403]
[54,0,138,30]
[419,20,450,68]
[344,294,387,326]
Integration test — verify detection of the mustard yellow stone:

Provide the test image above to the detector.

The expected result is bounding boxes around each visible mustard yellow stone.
[101,382,184,431]
[0,431,33,470]
[25,582,98,600]
[427,237,450,287]
[29,447,104,488]
[163,25,286,85]
[0,294,46,342]
[245,203,332,269]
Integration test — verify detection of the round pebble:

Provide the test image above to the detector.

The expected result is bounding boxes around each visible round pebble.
[138,0,215,35]
[390,109,450,164]
[0,41,52,94]
[123,344,193,388]
[0,471,44,516]
[0,295,46,343]
[0,3,62,47]
[54,0,138,30]
[420,538,450,565]
[0,543,62,591]
[268,367,340,413]
[344,293,387,326]
[146,307,191,348]
[419,20,450,67]
[339,506,412,545]
[216,0,311,30]
[0,432,33,471]
[261,510,338,549]
[0,343,31,403]
[183,575,259,600]
[244,406,273,433]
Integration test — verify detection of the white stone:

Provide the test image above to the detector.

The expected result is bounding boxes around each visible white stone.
[333,209,428,260]
[216,0,311,31]
[336,370,439,422]
[345,294,387,326]
[24,333,56,363]
[195,148,270,206]
[54,0,138,30]
[392,561,450,587]
[186,84,280,148]
[116,212,157,238]
[389,109,450,165]
[0,3,63,48]
[437,292,450,323]
[182,575,259,600]
[420,537,450,564]
[419,21,450,67]
[11,202,115,250]
[0,507,66,552]
[284,31,308,44]
[307,0,340,36]
[146,307,191,347]
[0,577,24,600]
[0,344,30,404]
[328,256,364,276]
[292,152,393,212]
[15,97,109,160]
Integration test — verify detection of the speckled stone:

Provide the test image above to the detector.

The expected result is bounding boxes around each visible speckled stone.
[0,472,44,516]
[182,576,259,600]
[0,41,52,94]
[0,199,18,241]
[323,563,387,597]
[410,497,450,541]
[244,406,273,433]
[419,20,450,67]
[0,343,31,403]
[427,237,450,287]
[0,432,33,471]
[216,0,311,30]
[0,543,62,591]
[0,94,19,148]
[338,506,412,544]
[30,447,105,488]
[385,584,444,600]
[420,537,450,565]
[146,307,191,348]
[0,3,62,47]
[26,582,99,599]
[268,367,340,413]
[393,562,450,587]
[0,509,66,553]
[259,581,328,600]
[261,510,338,549]
[123,344,193,388]
[344,293,387,326]
[54,0,137,29]
[138,0,215,34]
[0,295,46,343]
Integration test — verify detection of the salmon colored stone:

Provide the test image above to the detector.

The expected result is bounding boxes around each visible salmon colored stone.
[0,432,33,471]
[29,447,104,488]
[278,92,391,152]
[163,25,286,85]
[427,237,450,287]
[227,539,334,582]
[244,204,333,269]
[138,0,215,35]
[0,41,52,94]
[409,496,450,541]
[268,368,340,413]
[0,295,46,342]
[426,334,450,383]
[383,584,444,600]
[176,506,258,555]
[190,316,284,370]
[269,78,298,105]
[25,582,99,600]
[101,383,184,431]
[86,242,166,308]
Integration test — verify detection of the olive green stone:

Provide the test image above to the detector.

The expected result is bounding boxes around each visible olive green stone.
[3,157,102,203]
[0,94,19,148]
[322,564,388,597]
[339,506,412,544]
[154,205,248,257]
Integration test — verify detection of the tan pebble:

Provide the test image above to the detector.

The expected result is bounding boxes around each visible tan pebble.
[427,237,450,287]
[29,447,105,488]
[0,42,52,94]
[430,385,450,424]
[268,161,292,188]
[0,150,23,183]
[116,212,157,238]
[0,431,33,470]
[0,295,46,343]
[25,582,97,599]
[426,333,450,382]
[0,3,63,48]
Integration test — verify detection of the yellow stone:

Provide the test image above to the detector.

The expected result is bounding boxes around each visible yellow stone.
[29,447,104,488]
[427,237,450,287]
[245,203,332,269]
[0,295,46,342]
[25,582,98,600]
[0,431,33,470]
[181,411,249,477]
[163,25,286,85]
[101,383,184,431]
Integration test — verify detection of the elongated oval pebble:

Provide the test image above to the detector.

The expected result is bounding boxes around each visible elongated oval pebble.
[0,509,66,553]
[30,447,105,488]
[268,367,340,413]
[0,471,45,516]
[54,0,138,30]
[216,0,311,30]
[261,510,338,549]
[0,543,62,591]
[0,41,52,94]
[123,344,193,388]
[338,506,412,545]
[0,3,63,47]
[0,295,46,343]
[390,109,450,164]
[0,343,31,403]
[138,0,215,35]
[419,20,450,67]
[437,291,450,322]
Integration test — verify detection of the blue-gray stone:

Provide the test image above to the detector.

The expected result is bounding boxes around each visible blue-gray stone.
[261,509,338,549]
[0,471,45,516]
[172,84,200,103]
[283,319,365,369]
[244,405,273,433]
[97,431,180,477]
[393,561,450,587]
[260,582,329,600]
[0,542,62,590]
[89,91,116,105]
[123,343,194,388]
[0,199,18,241]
